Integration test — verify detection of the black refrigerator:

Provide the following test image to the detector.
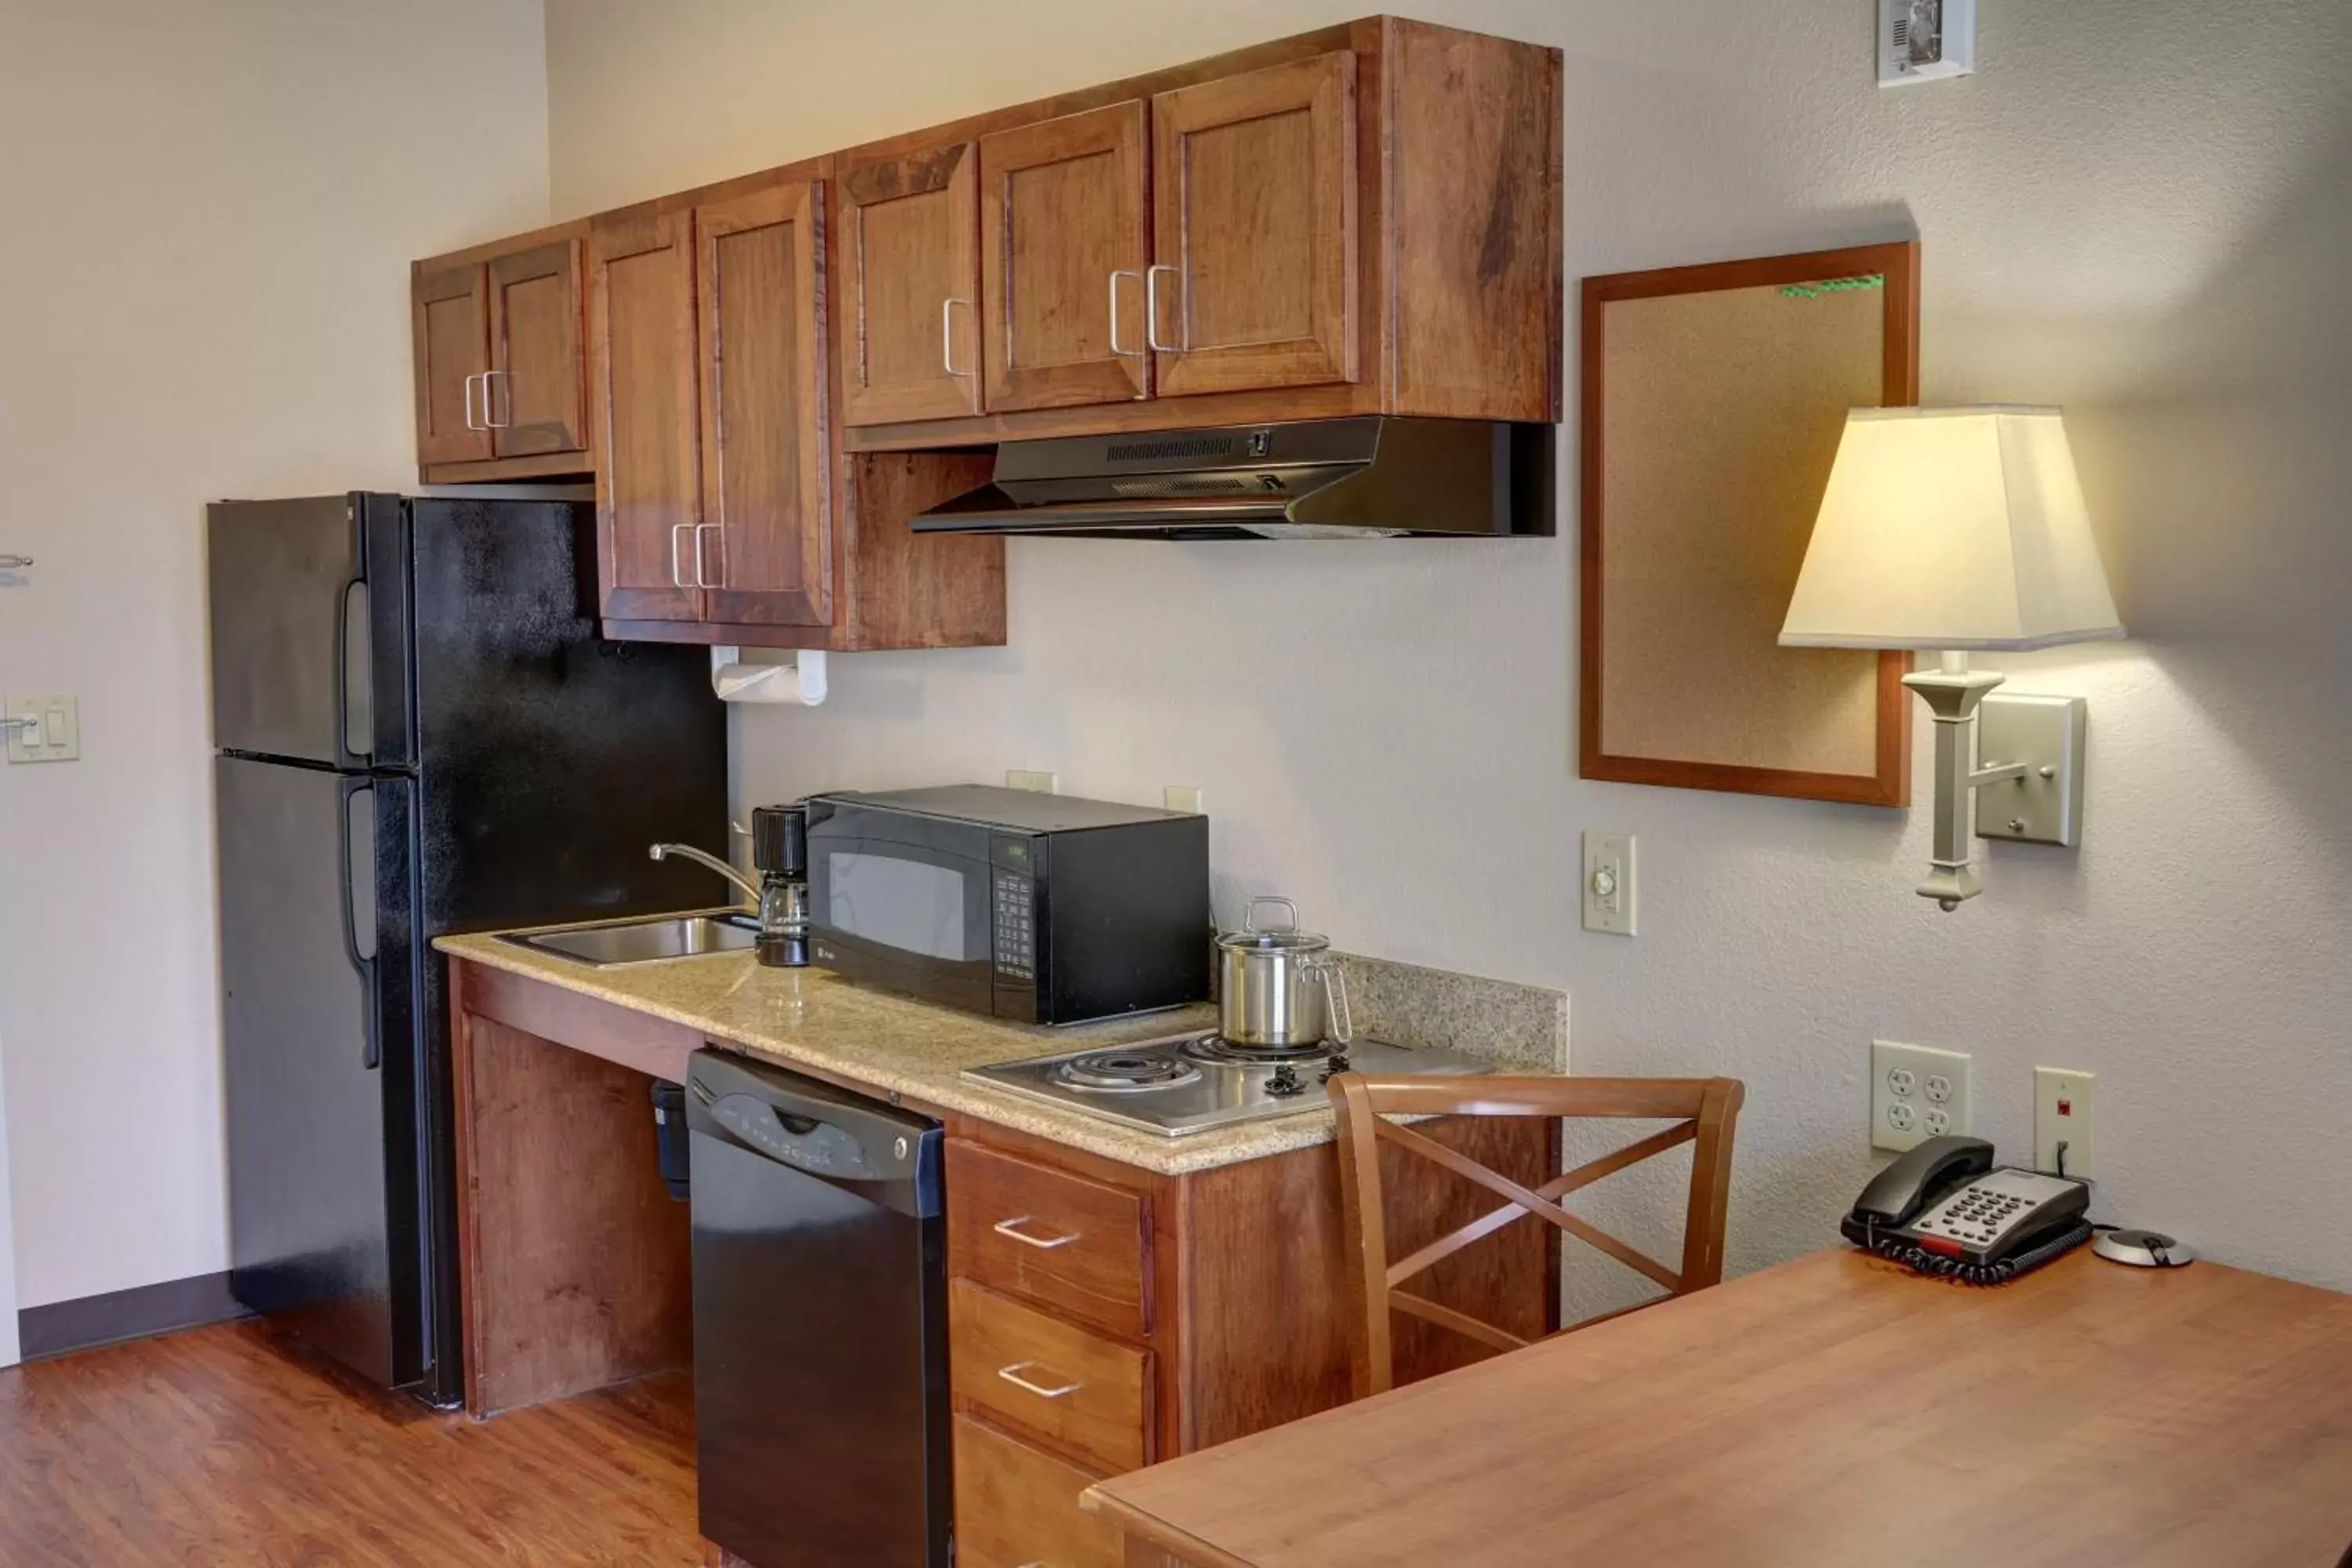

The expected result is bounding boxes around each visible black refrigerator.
[209,493,727,1406]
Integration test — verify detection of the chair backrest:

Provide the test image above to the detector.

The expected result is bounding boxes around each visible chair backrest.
[1327,1073,1744,1399]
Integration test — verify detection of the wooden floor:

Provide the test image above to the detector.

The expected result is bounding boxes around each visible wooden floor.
[0,1319,704,1566]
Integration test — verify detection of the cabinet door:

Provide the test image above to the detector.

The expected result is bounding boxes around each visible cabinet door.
[1150,51,1359,397]
[412,263,492,466]
[978,101,1150,412]
[487,238,589,458]
[838,143,982,426]
[588,209,702,623]
[695,179,832,628]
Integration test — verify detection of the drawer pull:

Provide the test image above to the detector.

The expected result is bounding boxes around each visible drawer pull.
[993,1214,1079,1250]
[997,1360,1082,1400]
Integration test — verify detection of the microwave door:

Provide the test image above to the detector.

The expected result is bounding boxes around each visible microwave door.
[811,837,1003,1015]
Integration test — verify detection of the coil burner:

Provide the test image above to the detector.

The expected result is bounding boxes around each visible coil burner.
[1055,1049,1204,1093]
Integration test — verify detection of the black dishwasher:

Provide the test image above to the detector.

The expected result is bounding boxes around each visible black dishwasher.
[687,1049,951,1567]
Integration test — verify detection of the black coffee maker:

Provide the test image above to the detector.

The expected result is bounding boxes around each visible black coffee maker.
[750,802,810,967]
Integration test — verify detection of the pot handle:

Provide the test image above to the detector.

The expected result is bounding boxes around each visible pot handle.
[1314,957,1354,1046]
[1244,895,1301,935]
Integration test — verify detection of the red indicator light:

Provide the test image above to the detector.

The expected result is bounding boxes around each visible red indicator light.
[1919,1236,1962,1257]
[2057,1099,2072,1116]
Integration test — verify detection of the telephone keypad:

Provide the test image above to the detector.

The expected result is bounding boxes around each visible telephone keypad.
[1911,1167,2085,1254]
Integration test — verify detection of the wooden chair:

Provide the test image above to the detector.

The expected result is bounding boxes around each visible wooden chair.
[1327,1073,1745,1399]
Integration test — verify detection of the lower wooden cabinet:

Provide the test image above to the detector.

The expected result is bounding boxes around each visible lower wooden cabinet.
[953,1414,1125,1568]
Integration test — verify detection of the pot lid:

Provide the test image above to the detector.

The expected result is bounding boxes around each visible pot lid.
[1216,895,1330,953]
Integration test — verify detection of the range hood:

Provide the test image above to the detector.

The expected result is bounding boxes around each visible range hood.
[911,417,1555,540]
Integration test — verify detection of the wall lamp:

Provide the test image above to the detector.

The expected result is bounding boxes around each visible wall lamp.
[1780,407,2123,910]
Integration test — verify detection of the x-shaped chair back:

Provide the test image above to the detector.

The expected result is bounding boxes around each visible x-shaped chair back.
[1327,1073,1745,1399]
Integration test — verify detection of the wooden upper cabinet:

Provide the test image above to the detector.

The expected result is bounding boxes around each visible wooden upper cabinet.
[979,101,1151,412]
[1149,52,1359,397]
[695,179,832,627]
[588,207,703,624]
[838,143,982,426]
[412,263,492,466]
[486,239,590,458]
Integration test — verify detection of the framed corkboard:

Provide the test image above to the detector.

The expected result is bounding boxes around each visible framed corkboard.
[1579,242,1919,806]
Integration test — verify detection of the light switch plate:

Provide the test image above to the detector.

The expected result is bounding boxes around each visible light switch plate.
[1581,831,1635,935]
[2034,1066,2097,1180]
[1976,694,2086,846]
[1005,770,1058,793]
[6,695,78,763]
[1163,785,1203,815]
[1872,1040,1973,1152]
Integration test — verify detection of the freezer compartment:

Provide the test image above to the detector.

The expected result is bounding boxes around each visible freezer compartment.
[220,756,425,1391]
[208,494,414,769]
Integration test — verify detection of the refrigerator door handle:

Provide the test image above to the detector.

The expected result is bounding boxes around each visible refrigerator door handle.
[338,777,381,1072]
[335,572,374,769]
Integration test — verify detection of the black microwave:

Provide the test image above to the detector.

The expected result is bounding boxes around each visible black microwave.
[804,785,1210,1025]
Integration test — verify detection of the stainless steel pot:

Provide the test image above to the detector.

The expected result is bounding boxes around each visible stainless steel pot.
[1215,896,1352,1048]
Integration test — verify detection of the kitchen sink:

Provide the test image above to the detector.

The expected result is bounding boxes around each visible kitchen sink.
[501,912,760,966]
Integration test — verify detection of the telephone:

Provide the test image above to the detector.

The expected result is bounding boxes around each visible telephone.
[1842,1135,2094,1285]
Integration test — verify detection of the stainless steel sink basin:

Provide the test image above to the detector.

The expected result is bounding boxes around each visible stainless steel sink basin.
[501,912,760,966]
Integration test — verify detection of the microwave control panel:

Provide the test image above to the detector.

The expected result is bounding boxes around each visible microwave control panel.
[992,869,1035,979]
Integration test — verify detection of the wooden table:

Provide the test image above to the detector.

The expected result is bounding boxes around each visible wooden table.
[1083,1247,2352,1567]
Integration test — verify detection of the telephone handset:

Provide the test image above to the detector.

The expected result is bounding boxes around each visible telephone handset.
[1842,1134,2094,1285]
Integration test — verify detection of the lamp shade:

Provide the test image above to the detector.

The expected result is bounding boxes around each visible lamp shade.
[1780,406,2125,652]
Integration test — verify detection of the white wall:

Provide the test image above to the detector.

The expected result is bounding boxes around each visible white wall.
[0,0,550,1310]
[546,0,2352,1296]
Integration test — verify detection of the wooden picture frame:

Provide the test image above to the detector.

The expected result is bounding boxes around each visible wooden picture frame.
[1579,241,1920,806]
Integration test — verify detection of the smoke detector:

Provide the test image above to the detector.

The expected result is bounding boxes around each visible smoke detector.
[1878,0,1975,86]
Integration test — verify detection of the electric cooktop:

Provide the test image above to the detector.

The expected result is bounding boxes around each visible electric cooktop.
[965,1030,1491,1138]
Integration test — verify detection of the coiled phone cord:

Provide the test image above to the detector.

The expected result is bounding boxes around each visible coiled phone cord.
[1860,1217,2096,1287]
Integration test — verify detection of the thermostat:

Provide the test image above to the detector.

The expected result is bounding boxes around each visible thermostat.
[1879,0,1975,86]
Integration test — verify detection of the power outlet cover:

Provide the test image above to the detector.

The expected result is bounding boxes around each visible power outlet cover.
[1004,770,1058,794]
[1871,1040,1973,1152]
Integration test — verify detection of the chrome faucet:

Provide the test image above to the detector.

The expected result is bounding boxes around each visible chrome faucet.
[648,843,760,908]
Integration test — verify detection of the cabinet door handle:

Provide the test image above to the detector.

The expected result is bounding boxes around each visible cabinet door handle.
[997,1361,1082,1400]
[1145,263,1181,353]
[942,297,973,377]
[1107,268,1142,360]
[692,522,722,589]
[670,522,692,589]
[482,368,512,428]
[462,372,484,431]
[992,1214,1078,1250]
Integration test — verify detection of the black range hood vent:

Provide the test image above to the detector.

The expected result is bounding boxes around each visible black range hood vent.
[910,416,1555,541]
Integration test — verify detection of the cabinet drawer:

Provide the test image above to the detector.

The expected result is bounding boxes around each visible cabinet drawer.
[954,1413,1123,1568]
[949,1142,1150,1335]
[953,1279,1149,1472]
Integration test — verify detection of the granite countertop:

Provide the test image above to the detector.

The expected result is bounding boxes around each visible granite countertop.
[437,918,1568,1178]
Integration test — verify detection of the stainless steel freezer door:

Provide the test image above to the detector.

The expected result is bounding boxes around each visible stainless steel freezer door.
[218,754,419,1389]
[208,495,370,766]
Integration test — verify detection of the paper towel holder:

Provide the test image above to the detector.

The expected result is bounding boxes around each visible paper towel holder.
[711,646,827,707]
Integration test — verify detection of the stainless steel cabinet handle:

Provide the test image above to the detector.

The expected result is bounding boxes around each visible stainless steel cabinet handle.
[482,368,512,428]
[1145,263,1181,353]
[942,297,974,377]
[670,522,693,589]
[997,1361,1082,1400]
[692,522,722,589]
[461,372,484,431]
[1107,268,1142,359]
[992,1214,1079,1250]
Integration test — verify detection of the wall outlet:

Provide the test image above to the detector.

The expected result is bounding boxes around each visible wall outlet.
[1871,1040,1972,1152]
[1581,831,1635,935]
[2034,1067,2097,1180]
[1004,769,1058,793]
[5,695,79,764]
[1163,785,1203,815]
